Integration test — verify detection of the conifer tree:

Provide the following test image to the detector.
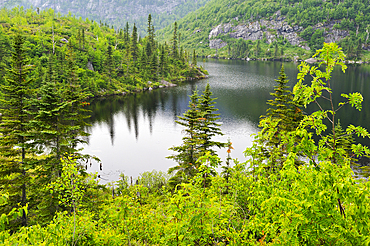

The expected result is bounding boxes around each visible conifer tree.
[131,23,138,62]
[168,85,225,186]
[167,89,202,181]
[30,54,72,174]
[171,22,178,59]
[255,64,304,172]
[0,32,7,85]
[264,64,303,135]
[0,31,34,227]
[197,83,226,156]
[147,14,154,57]
[63,41,90,153]
[150,52,158,81]
[82,28,85,50]
[124,22,130,44]
[29,54,72,223]
[192,49,197,66]
[159,45,166,78]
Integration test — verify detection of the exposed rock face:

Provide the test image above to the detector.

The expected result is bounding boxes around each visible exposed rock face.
[209,39,227,49]
[87,60,94,71]
[209,14,349,51]
[315,21,349,43]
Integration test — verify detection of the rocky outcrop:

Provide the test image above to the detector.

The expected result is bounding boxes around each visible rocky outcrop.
[209,39,227,49]
[87,60,94,71]
[160,80,177,87]
[209,13,349,51]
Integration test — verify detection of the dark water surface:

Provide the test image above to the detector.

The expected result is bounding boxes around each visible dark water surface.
[83,59,370,182]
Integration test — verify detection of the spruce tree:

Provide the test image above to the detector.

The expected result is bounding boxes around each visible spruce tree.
[29,53,72,223]
[82,28,85,50]
[63,41,90,153]
[150,52,158,81]
[264,64,303,136]
[171,22,178,59]
[256,64,304,172]
[131,23,138,62]
[124,22,130,44]
[197,83,226,157]
[168,85,225,187]
[30,53,72,175]
[159,45,166,78]
[192,49,197,66]
[0,31,34,227]
[167,89,202,183]
[147,14,154,57]
[0,32,7,85]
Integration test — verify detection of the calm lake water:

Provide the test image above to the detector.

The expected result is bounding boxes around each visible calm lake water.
[83,59,370,182]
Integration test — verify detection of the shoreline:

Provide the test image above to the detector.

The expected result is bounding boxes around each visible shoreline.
[198,55,370,64]
[87,73,209,99]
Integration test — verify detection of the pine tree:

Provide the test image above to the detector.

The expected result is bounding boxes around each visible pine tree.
[147,14,154,57]
[167,89,202,183]
[0,32,7,85]
[131,23,138,62]
[0,31,34,227]
[124,22,130,44]
[159,44,166,78]
[197,83,226,157]
[29,54,72,223]
[264,64,303,136]
[30,54,72,174]
[256,64,304,172]
[150,53,158,81]
[168,85,225,187]
[171,22,178,59]
[82,28,85,50]
[192,49,197,66]
[63,41,90,153]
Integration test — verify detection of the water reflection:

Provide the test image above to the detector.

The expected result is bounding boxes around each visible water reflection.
[83,59,370,182]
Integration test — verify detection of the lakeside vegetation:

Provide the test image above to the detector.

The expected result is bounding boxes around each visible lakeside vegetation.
[0,7,207,98]
[1,38,370,244]
[0,3,370,245]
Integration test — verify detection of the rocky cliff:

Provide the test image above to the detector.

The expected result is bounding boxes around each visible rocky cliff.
[209,11,349,51]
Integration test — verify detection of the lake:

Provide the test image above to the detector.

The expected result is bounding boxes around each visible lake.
[83,59,370,182]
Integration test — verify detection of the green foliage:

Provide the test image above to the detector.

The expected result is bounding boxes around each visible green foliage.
[0,31,34,227]
[167,88,202,183]
[250,64,304,173]
[157,0,370,60]
[0,193,27,242]
[167,84,225,187]
[3,42,370,245]
[0,7,205,98]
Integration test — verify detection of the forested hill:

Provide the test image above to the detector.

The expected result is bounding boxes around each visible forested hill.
[157,0,370,61]
[0,0,210,36]
[0,7,207,97]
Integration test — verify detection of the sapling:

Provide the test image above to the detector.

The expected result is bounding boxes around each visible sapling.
[49,156,85,245]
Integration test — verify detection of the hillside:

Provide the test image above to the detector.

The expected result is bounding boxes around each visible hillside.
[157,0,370,61]
[0,0,210,36]
[0,7,207,97]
